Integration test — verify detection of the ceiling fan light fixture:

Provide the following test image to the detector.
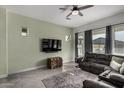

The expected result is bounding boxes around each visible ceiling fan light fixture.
[59,5,94,19]
[72,10,79,15]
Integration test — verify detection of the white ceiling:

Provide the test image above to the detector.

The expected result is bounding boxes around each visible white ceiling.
[1,5,124,28]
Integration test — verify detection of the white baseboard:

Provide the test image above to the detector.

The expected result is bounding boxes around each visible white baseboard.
[0,61,75,78]
[9,65,46,75]
[0,74,8,79]
[0,65,46,78]
[63,59,75,63]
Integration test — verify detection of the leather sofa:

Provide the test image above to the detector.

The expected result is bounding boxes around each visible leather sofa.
[98,69,124,87]
[78,53,124,88]
[83,71,124,88]
[83,68,124,88]
[78,53,111,74]
[83,79,116,88]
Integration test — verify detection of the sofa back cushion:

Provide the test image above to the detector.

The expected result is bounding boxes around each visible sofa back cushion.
[112,56,124,64]
[84,53,96,62]
[96,54,111,65]
[84,53,111,65]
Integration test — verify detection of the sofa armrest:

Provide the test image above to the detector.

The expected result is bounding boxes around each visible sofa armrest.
[83,80,115,88]
[110,73,124,83]
[75,57,84,63]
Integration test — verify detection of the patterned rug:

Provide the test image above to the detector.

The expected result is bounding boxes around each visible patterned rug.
[42,69,98,88]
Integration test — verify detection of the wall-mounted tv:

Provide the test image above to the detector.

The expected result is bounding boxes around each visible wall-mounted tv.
[41,39,62,52]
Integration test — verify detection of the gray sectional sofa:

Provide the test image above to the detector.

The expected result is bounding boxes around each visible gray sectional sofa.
[78,53,111,75]
[83,70,124,88]
[78,53,124,88]
[83,79,116,88]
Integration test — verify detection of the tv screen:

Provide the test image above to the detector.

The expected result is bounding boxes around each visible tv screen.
[41,39,62,52]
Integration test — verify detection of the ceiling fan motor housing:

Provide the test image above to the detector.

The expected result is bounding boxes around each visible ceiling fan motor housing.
[59,5,94,20]
[72,6,79,15]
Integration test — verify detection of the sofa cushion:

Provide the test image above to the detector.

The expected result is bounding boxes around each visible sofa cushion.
[79,62,90,70]
[85,53,96,58]
[83,80,116,88]
[96,54,107,60]
[84,53,111,64]
[96,60,110,66]
[90,62,106,70]
[87,59,96,63]
[112,56,124,64]
[110,60,121,71]
[120,62,124,74]
[79,53,112,75]
[85,53,96,62]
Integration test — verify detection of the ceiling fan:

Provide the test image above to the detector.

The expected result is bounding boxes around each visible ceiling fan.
[59,5,94,20]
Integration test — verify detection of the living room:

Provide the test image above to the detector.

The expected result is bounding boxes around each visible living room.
[0,1,124,90]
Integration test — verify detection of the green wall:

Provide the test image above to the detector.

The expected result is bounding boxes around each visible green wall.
[0,8,74,76]
[7,12,74,74]
[0,8,7,76]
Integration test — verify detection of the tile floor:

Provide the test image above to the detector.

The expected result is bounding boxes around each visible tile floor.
[0,62,78,88]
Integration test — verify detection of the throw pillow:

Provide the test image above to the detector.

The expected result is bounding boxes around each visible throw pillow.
[112,56,124,64]
[120,62,124,74]
[110,60,121,71]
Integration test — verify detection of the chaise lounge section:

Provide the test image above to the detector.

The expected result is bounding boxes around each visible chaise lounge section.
[78,53,111,75]
[83,79,116,88]
[83,71,124,88]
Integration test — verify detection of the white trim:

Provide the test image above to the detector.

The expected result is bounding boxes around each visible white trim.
[113,53,124,56]
[0,65,46,78]
[9,65,46,75]
[64,60,75,63]
[6,8,8,75]
[0,8,9,79]
[0,61,75,78]
[0,74,8,79]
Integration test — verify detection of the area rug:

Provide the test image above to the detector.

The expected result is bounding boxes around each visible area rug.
[42,69,98,88]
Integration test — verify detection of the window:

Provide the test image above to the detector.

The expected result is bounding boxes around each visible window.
[92,28,106,54]
[77,32,84,57]
[112,24,124,55]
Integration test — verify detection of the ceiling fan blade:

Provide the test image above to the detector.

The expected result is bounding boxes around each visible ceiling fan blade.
[78,11,83,16]
[65,5,71,9]
[59,5,71,11]
[66,12,72,18]
[78,5,94,10]
[59,8,66,11]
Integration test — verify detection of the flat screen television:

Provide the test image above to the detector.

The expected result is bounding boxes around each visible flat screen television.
[41,39,62,52]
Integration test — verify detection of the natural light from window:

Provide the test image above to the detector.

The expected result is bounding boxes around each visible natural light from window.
[113,24,124,55]
[77,32,84,57]
[92,28,106,54]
